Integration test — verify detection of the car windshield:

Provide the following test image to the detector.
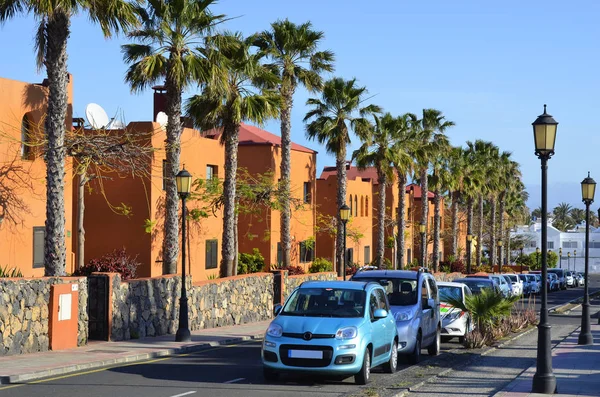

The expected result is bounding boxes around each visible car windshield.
[281,288,366,318]
[351,277,418,306]
[505,275,518,282]
[491,276,503,285]
[526,275,536,281]
[439,286,462,303]
[519,275,528,282]
[457,280,492,294]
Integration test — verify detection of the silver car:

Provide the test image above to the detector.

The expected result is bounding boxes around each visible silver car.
[491,275,511,298]
[504,274,523,296]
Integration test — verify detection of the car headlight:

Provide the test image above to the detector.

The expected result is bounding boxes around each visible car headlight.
[395,311,414,322]
[335,326,358,340]
[446,310,462,321]
[266,323,283,338]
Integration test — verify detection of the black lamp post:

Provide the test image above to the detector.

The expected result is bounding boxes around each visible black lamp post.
[420,224,426,267]
[574,250,577,272]
[339,204,351,281]
[568,252,571,272]
[536,247,540,269]
[497,240,503,271]
[578,172,596,345]
[520,247,524,274]
[559,248,562,269]
[531,104,558,394]
[175,168,192,342]
[466,234,473,273]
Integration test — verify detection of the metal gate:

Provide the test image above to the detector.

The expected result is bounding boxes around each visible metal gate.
[273,271,283,305]
[88,275,109,341]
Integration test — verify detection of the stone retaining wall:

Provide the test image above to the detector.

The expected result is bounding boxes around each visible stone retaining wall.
[283,272,338,302]
[0,277,88,356]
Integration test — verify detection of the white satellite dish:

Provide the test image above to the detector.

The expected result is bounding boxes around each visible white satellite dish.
[85,103,109,129]
[156,111,168,128]
[106,119,126,130]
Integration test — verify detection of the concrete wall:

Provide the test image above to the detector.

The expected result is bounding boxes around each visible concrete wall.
[0,277,88,356]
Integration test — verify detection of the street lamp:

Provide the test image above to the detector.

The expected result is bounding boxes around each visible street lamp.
[536,247,540,269]
[559,248,562,269]
[466,234,473,274]
[420,224,426,267]
[574,250,577,272]
[520,247,524,274]
[531,104,558,394]
[568,252,571,272]
[175,168,192,342]
[339,204,351,281]
[578,172,595,345]
[497,240,503,272]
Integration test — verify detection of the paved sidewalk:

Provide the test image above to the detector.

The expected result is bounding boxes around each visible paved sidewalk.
[495,324,600,397]
[0,320,270,384]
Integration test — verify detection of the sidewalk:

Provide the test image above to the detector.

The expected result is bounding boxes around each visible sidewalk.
[0,320,270,384]
[495,324,600,397]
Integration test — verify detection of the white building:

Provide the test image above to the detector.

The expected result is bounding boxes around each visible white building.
[511,219,600,273]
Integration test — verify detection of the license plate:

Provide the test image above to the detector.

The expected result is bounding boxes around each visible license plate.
[288,350,323,359]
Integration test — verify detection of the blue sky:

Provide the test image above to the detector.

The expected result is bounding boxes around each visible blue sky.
[1,0,599,211]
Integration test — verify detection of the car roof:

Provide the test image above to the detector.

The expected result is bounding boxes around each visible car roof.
[352,270,420,280]
[454,277,493,283]
[298,280,375,290]
[437,281,466,288]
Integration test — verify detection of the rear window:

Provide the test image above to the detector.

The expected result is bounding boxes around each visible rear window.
[439,285,463,303]
[351,276,418,306]
[506,275,518,282]
[457,280,493,294]
[282,288,366,318]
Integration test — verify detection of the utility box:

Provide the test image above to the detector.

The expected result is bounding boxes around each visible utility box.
[49,283,79,350]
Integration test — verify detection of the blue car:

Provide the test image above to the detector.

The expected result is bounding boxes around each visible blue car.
[261,281,398,384]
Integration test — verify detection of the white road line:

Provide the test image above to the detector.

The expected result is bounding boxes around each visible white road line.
[169,392,197,397]
[224,378,245,384]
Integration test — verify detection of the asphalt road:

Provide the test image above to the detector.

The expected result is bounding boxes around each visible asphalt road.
[1,278,598,397]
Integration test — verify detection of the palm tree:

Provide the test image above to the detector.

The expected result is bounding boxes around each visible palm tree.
[352,113,399,269]
[446,147,465,258]
[485,147,502,269]
[531,207,543,219]
[414,109,453,267]
[304,77,380,275]
[0,0,138,276]
[497,155,519,267]
[461,145,484,273]
[391,113,418,269]
[122,0,225,274]
[570,208,586,225]
[428,141,452,272]
[252,20,334,268]
[186,33,280,277]
[553,202,574,231]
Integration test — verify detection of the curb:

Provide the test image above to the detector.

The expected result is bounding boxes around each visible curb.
[0,334,264,385]
[549,290,600,314]
[390,326,537,397]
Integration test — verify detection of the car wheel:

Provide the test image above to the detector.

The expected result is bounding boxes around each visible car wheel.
[428,327,441,356]
[263,366,279,382]
[383,341,398,373]
[408,334,421,364]
[355,347,371,385]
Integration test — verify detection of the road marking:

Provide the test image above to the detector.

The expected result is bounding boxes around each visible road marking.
[169,392,196,397]
[224,378,245,384]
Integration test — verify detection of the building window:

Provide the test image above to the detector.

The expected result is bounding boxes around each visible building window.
[299,241,314,263]
[349,197,353,217]
[303,182,311,204]
[21,115,32,160]
[205,239,218,269]
[346,248,354,267]
[364,246,371,265]
[562,241,577,249]
[365,197,369,217]
[407,248,412,264]
[277,242,283,264]
[354,195,358,217]
[547,242,554,249]
[206,165,218,180]
[162,160,167,190]
[529,241,537,248]
[33,227,45,268]
[360,196,364,217]
[587,242,600,249]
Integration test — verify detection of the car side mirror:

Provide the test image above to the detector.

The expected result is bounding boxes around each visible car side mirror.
[273,304,282,316]
[373,308,388,319]
[427,298,435,309]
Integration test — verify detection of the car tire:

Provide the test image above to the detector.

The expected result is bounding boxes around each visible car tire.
[408,334,421,364]
[383,341,398,373]
[355,347,371,385]
[428,327,441,356]
[263,366,279,382]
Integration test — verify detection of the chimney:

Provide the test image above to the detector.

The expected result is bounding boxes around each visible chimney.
[152,85,167,121]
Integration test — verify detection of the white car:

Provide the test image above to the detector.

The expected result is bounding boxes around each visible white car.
[438,282,474,343]
[503,274,523,297]
[565,271,575,287]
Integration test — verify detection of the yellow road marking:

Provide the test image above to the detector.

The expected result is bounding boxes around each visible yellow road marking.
[0,339,260,392]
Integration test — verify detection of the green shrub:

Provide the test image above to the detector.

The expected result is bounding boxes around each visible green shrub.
[237,248,265,275]
[309,258,333,273]
[0,265,23,278]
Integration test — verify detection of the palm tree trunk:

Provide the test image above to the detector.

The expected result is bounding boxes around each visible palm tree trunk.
[233,198,239,276]
[76,171,88,271]
[432,189,441,272]
[476,195,483,268]
[506,227,511,265]
[498,191,506,267]
[396,173,406,269]
[466,196,474,273]
[420,167,428,266]
[489,197,497,270]
[279,81,295,267]
[451,191,460,257]
[221,122,240,277]
[376,171,387,269]
[162,67,183,275]
[336,148,348,277]
[43,12,70,276]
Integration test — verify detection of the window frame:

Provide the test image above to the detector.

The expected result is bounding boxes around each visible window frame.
[299,240,314,263]
[303,182,311,204]
[205,239,218,269]
[33,226,45,268]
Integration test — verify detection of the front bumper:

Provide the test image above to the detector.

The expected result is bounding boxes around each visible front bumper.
[395,319,419,354]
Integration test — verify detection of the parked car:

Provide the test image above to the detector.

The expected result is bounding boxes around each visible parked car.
[503,274,523,297]
[577,272,585,286]
[533,274,543,292]
[525,274,540,294]
[453,278,501,295]
[501,275,515,297]
[518,274,532,295]
[549,273,560,291]
[437,282,474,343]
[262,280,398,384]
[466,274,501,290]
[548,269,567,290]
[351,269,441,364]
[565,271,576,287]
[491,275,512,298]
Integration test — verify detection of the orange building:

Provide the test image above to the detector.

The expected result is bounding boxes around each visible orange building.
[0,76,75,277]
[213,124,317,270]
[316,169,374,268]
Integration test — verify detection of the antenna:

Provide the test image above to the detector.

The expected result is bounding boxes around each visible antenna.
[106,118,126,130]
[85,103,109,129]
[156,111,168,129]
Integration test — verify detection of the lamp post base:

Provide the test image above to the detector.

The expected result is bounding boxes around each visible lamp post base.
[532,373,557,395]
[578,302,593,345]
[175,328,191,342]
